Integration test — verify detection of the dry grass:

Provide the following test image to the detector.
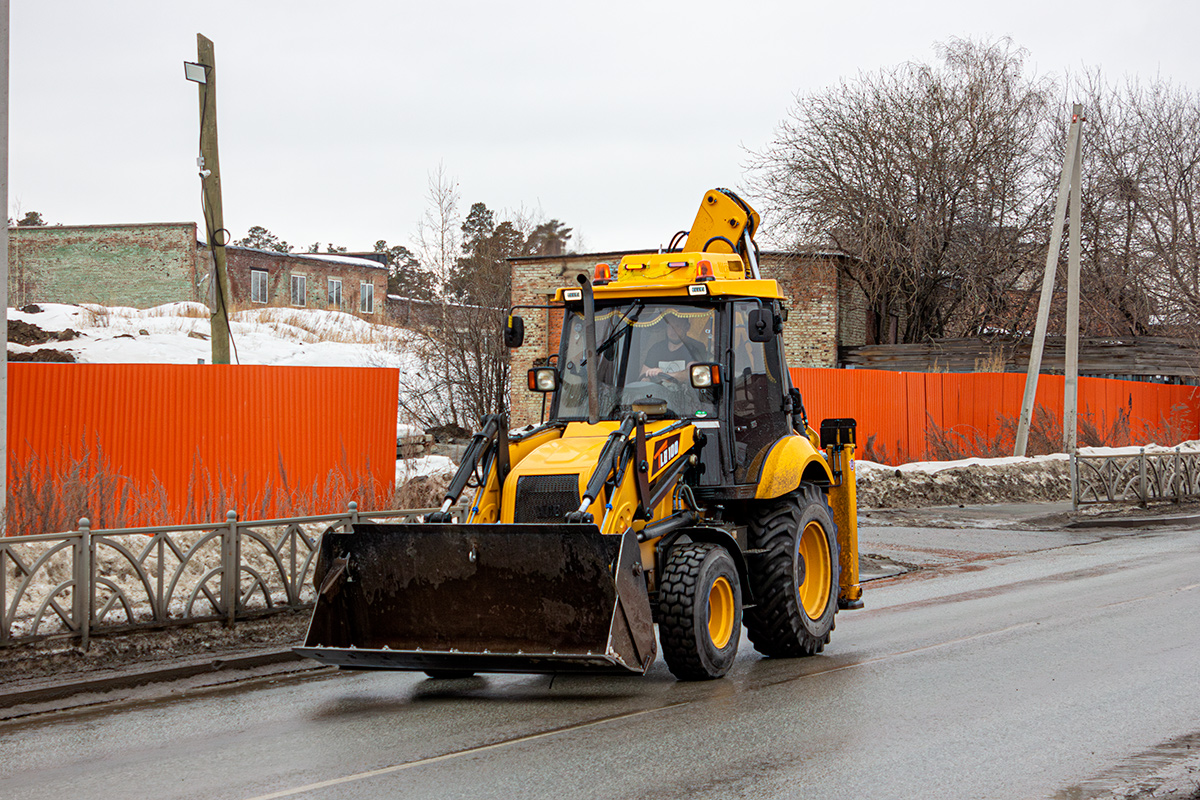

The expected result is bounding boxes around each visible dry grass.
[973,349,1007,372]
[77,304,111,328]
[861,433,914,466]
[923,402,1192,461]
[229,308,407,347]
[6,440,394,536]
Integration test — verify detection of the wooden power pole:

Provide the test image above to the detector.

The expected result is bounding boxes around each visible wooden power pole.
[187,34,232,364]
[1014,104,1085,459]
[1,0,9,524]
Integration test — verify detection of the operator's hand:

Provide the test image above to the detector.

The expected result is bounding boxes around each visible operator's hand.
[641,366,662,379]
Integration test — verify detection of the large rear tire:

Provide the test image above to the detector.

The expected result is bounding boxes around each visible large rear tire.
[744,484,839,657]
[658,542,742,680]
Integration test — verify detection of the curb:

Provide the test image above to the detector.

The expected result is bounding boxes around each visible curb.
[0,648,315,709]
[1065,513,1200,530]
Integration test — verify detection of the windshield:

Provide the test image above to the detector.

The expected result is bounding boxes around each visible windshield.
[554,303,717,421]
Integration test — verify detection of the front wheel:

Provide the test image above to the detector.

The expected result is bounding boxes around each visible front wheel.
[744,484,840,657]
[658,542,742,680]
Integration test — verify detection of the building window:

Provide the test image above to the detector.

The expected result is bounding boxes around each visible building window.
[360,281,375,313]
[328,278,342,308]
[290,274,306,307]
[250,269,269,304]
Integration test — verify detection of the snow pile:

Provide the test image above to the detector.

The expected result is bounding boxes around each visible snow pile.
[857,454,1070,508]
[855,441,1200,508]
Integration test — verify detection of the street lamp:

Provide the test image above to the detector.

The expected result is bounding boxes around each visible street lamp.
[183,61,207,84]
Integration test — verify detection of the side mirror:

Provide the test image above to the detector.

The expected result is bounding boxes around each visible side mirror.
[505,315,525,348]
[748,308,774,343]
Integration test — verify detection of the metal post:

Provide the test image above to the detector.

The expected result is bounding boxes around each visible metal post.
[223,510,238,626]
[348,500,359,527]
[1,0,9,527]
[1174,446,1182,504]
[1139,448,1148,507]
[1015,104,1084,456]
[1070,452,1079,511]
[75,518,92,650]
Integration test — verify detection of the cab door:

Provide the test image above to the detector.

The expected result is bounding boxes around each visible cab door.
[730,300,791,484]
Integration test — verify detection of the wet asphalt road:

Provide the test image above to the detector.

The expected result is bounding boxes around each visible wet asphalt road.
[2,519,1198,800]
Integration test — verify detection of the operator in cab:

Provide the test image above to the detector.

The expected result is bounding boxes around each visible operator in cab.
[640,313,707,384]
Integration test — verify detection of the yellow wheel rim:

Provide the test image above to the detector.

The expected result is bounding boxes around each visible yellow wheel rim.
[707,576,735,649]
[798,521,832,620]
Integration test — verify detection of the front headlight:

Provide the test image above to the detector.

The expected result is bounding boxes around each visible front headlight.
[528,367,558,392]
[690,363,720,388]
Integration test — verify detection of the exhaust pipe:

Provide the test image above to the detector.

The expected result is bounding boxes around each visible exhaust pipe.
[578,273,600,424]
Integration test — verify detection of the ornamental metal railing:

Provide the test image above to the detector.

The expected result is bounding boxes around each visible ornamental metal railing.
[1,502,453,649]
[1073,447,1200,508]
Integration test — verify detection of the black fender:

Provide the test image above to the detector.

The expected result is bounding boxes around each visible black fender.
[657,526,754,604]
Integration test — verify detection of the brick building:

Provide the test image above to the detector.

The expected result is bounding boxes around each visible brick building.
[210,247,386,314]
[7,222,386,315]
[507,249,869,427]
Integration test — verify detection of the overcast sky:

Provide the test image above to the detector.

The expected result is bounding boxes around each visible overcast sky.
[10,1,1200,256]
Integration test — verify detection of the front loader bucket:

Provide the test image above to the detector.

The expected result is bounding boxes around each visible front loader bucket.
[295,523,657,675]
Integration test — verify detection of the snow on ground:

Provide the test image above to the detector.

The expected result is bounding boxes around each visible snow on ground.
[10,302,457,488]
[395,455,456,485]
[9,302,421,369]
[857,453,1068,475]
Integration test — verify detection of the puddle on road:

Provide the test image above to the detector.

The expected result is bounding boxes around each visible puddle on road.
[1054,730,1200,799]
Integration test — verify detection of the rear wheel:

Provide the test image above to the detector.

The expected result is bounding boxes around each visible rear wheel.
[744,484,839,657]
[658,542,742,680]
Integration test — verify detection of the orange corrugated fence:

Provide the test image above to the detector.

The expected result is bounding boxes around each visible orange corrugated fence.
[6,364,398,533]
[790,367,1198,465]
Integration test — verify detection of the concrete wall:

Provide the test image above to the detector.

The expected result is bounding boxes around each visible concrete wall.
[507,249,867,427]
[5,223,388,316]
[7,223,200,308]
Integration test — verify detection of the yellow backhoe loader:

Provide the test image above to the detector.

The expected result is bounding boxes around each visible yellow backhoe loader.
[296,188,863,680]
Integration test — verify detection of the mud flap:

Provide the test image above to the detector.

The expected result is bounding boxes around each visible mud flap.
[294,524,657,675]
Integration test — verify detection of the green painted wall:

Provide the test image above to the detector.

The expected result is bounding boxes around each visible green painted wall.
[7,223,200,308]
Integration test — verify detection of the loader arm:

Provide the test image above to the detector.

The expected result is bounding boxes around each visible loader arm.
[683,188,762,278]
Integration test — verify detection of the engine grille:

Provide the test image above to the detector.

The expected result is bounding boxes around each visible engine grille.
[513,475,581,524]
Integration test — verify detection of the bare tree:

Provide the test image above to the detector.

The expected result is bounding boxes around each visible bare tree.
[1063,72,1157,335]
[1064,74,1200,335]
[414,162,461,286]
[1126,81,1200,328]
[399,164,465,433]
[397,168,574,434]
[750,38,1057,342]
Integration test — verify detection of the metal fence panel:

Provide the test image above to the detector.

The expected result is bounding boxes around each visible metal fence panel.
[2,502,447,647]
[1073,448,1200,507]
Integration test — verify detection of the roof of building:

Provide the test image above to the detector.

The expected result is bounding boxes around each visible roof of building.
[197,242,387,271]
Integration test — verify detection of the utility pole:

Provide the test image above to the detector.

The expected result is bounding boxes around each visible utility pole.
[1,0,9,525]
[1014,104,1084,458]
[186,34,232,364]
